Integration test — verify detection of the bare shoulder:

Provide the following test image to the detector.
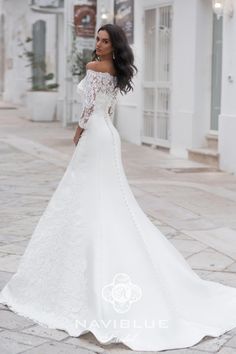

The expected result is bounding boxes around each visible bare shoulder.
[86,61,116,76]
[86,61,100,71]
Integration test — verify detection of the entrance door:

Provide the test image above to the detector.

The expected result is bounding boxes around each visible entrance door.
[142,5,172,147]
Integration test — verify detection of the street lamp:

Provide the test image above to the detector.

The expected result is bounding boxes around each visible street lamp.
[212,0,234,19]
[101,5,108,21]
[100,2,112,24]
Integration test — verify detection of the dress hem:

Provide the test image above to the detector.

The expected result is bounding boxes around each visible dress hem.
[0,293,236,352]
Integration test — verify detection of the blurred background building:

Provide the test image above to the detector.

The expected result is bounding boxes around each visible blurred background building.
[0,0,236,174]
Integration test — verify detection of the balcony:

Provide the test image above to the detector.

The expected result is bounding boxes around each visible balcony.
[29,0,64,13]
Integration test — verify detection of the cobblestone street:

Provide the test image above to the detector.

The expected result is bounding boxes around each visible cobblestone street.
[1,103,236,353]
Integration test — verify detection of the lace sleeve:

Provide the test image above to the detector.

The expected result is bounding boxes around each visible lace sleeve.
[78,70,97,129]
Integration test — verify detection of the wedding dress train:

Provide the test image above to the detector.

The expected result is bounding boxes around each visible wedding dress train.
[1,69,236,351]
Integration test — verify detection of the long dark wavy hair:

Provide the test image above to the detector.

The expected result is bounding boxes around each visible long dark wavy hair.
[91,24,138,95]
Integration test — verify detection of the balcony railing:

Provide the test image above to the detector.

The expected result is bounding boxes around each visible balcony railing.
[29,0,64,13]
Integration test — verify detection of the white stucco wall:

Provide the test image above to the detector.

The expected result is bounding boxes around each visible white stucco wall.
[170,0,212,157]
[219,7,236,174]
[2,0,30,103]
[1,0,57,105]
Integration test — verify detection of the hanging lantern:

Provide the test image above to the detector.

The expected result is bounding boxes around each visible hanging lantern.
[212,0,234,19]
[212,0,224,19]
[100,3,111,24]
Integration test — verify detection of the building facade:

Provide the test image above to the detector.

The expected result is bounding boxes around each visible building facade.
[0,0,236,174]
[108,0,236,174]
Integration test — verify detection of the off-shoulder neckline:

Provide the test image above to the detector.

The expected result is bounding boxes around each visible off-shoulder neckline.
[87,68,117,78]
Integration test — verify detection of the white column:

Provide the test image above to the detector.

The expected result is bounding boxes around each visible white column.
[0,4,4,95]
[112,0,142,145]
[62,0,73,127]
[56,12,65,122]
[218,1,236,174]
[170,0,212,158]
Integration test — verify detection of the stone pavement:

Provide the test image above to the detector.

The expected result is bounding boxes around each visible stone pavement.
[0,101,236,353]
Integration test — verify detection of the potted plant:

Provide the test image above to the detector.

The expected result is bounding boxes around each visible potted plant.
[67,26,92,123]
[67,26,92,82]
[18,36,59,122]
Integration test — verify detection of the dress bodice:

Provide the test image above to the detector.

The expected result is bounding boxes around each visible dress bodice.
[76,69,119,129]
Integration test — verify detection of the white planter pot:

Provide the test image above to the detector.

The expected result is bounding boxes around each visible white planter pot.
[27,91,58,122]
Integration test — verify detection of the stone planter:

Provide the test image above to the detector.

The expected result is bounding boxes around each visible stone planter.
[27,90,58,121]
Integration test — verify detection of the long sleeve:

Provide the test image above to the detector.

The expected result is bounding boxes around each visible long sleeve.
[78,70,98,129]
[77,69,118,129]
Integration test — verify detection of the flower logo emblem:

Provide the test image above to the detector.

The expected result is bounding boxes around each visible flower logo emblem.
[102,273,142,313]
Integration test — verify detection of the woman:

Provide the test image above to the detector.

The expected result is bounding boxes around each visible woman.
[1,23,236,352]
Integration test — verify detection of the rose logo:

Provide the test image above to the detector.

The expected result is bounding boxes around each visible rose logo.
[102,273,142,313]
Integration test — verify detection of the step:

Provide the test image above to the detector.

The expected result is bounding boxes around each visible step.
[206,133,218,150]
[187,148,219,168]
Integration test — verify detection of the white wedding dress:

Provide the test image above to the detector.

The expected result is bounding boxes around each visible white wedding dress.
[1,69,236,352]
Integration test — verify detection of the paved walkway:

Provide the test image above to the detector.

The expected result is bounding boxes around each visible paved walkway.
[0,102,236,353]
